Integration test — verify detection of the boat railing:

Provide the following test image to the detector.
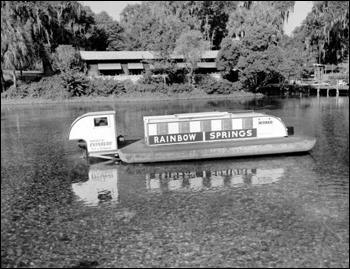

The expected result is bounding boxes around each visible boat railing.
[229,110,256,114]
[174,112,229,119]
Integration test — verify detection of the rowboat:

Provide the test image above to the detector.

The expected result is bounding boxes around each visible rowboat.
[68,110,316,163]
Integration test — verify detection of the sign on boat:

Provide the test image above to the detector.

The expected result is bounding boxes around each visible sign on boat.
[68,110,316,163]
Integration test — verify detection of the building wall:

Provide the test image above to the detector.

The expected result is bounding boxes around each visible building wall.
[83,53,220,79]
[121,63,129,75]
[88,63,99,76]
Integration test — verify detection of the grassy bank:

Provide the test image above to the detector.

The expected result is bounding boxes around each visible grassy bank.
[1,90,262,106]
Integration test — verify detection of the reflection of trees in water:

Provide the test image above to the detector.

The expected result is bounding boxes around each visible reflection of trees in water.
[206,100,246,110]
[239,97,284,110]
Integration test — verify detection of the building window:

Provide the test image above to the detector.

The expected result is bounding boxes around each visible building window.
[100,70,121,76]
[129,69,143,75]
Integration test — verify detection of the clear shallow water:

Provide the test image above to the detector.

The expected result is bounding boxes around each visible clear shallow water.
[1,96,349,268]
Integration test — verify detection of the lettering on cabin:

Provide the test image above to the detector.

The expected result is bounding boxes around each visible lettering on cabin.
[149,132,203,145]
[89,140,113,150]
[205,129,257,141]
[258,120,273,124]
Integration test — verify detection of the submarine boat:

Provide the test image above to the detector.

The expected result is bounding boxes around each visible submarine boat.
[68,110,316,163]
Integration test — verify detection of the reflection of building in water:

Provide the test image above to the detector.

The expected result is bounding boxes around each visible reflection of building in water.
[72,167,118,206]
[146,168,284,192]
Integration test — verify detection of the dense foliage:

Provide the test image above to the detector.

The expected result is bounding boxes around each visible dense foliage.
[1,72,244,100]
[296,1,349,65]
[1,1,349,96]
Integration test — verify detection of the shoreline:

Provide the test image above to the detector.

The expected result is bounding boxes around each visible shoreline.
[1,92,263,106]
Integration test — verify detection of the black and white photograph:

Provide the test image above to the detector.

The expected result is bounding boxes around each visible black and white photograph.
[1,1,349,268]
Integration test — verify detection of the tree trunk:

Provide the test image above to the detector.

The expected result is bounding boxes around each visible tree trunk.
[42,56,54,76]
[1,69,6,92]
[12,69,17,89]
[189,68,194,85]
[41,44,54,76]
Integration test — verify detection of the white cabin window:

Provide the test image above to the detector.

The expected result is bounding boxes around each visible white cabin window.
[190,121,201,132]
[168,122,179,134]
[94,117,108,127]
[232,119,243,129]
[148,124,157,135]
[211,120,222,131]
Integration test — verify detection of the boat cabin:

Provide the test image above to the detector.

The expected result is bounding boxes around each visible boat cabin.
[143,111,288,146]
[68,110,297,161]
[68,111,119,157]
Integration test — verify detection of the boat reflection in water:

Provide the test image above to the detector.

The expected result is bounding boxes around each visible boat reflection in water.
[71,164,119,206]
[71,154,316,206]
[146,167,285,192]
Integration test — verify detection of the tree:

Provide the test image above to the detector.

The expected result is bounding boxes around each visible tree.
[219,22,285,91]
[52,45,83,73]
[216,37,242,81]
[220,1,309,91]
[119,1,235,51]
[226,1,294,39]
[92,11,126,51]
[120,3,153,50]
[240,23,285,89]
[86,26,109,51]
[2,1,93,75]
[174,30,209,85]
[237,46,284,91]
[279,32,316,82]
[1,2,33,90]
[300,1,349,64]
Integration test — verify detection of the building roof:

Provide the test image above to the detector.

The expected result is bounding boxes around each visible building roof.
[80,50,219,61]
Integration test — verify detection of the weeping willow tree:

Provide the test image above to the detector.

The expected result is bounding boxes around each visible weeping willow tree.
[1,1,92,78]
[1,2,33,90]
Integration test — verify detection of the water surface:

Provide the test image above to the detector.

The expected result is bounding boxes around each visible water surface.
[1,96,349,268]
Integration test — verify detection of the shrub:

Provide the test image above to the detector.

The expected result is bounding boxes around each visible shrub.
[327,73,349,85]
[1,70,249,101]
[139,74,165,85]
[123,79,138,93]
[88,78,126,96]
[139,66,188,85]
[137,83,168,94]
[1,75,70,100]
[167,67,188,84]
[168,83,194,94]
[199,77,241,95]
[60,72,90,97]
[1,85,24,99]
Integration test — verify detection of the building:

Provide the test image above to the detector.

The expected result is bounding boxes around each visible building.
[80,50,219,78]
